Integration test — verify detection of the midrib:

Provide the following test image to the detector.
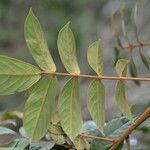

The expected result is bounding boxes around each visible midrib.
[30,77,52,141]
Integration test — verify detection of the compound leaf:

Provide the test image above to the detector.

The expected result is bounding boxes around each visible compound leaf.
[23,76,57,142]
[58,77,83,140]
[87,40,103,76]
[24,9,56,72]
[0,55,41,95]
[87,79,105,134]
[115,81,132,120]
[57,22,80,74]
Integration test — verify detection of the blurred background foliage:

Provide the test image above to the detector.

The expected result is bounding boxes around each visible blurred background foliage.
[0,0,150,149]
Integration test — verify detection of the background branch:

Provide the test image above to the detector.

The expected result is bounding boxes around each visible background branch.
[110,107,150,150]
[122,42,150,50]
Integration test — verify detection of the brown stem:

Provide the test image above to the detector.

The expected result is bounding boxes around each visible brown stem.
[48,72,150,82]
[122,42,150,49]
[110,107,150,150]
[2,72,150,82]
[80,134,115,143]
[55,143,72,149]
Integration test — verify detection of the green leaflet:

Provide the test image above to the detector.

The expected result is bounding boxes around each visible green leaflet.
[90,117,134,150]
[23,76,58,142]
[140,49,150,71]
[48,123,65,135]
[58,77,83,141]
[49,133,66,145]
[87,40,105,131]
[57,22,80,74]
[113,47,120,66]
[115,81,132,120]
[5,138,29,149]
[115,59,132,120]
[74,136,90,150]
[116,59,129,77]
[30,142,55,150]
[129,56,140,86]
[87,79,105,134]
[0,55,41,95]
[51,112,60,125]
[87,40,103,76]
[24,9,56,72]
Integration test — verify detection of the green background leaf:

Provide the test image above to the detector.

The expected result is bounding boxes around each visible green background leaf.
[0,126,16,135]
[30,141,55,150]
[87,40,103,75]
[0,55,41,95]
[129,56,140,86]
[23,76,58,142]
[74,136,90,150]
[140,49,150,71]
[115,81,132,120]
[24,9,56,72]
[57,22,80,74]
[116,59,129,77]
[87,79,105,134]
[90,117,133,150]
[58,77,83,140]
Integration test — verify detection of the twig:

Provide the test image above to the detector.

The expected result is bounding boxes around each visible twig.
[110,107,150,150]
[122,42,150,50]
[2,72,150,82]
[80,133,115,143]
[55,143,72,149]
[0,142,10,147]
[48,72,150,82]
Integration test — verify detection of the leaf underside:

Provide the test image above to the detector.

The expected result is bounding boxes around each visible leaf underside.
[23,76,57,142]
[116,59,129,77]
[115,81,132,120]
[24,9,56,72]
[0,55,41,95]
[87,40,103,76]
[88,79,105,134]
[115,59,132,120]
[129,56,140,86]
[57,22,80,74]
[58,77,83,141]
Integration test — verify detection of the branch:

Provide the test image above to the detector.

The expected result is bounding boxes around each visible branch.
[80,133,115,143]
[122,42,150,50]
[110,107,150,150]
[47,72,150,82]
[55,143,72,149]
[2,72,150,82]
